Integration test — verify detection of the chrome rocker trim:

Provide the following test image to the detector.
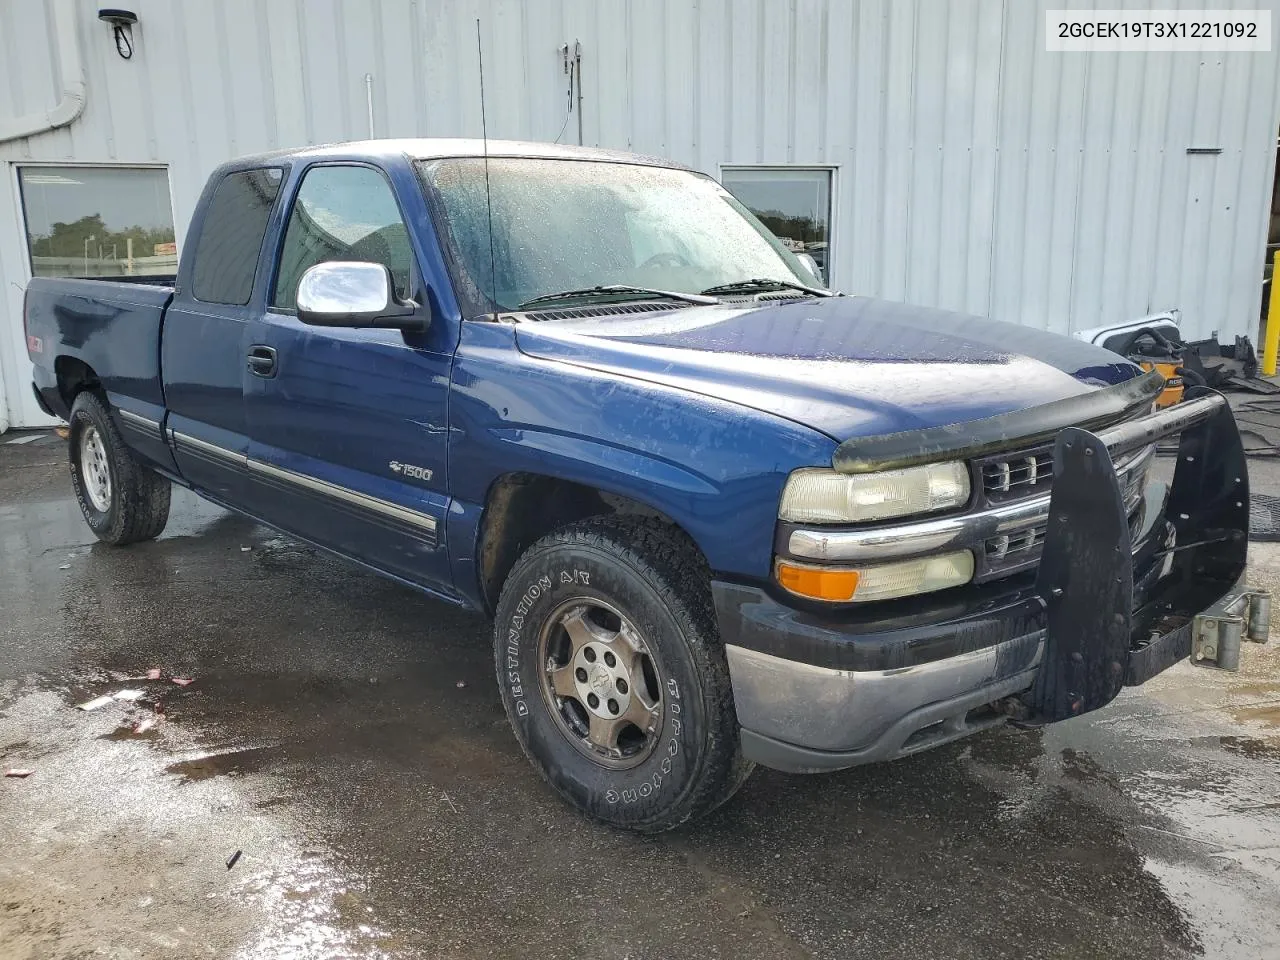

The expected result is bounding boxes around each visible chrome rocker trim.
[117,408,161,432]
[246,459,437,534]
[168,430,436,535]
[171,429,248,468]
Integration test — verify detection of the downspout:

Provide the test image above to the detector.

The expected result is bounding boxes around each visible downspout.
[0,0,85,144]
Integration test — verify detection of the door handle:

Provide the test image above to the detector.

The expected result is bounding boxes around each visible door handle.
[247,345,277,378]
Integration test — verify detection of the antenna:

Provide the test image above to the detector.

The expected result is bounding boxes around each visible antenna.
[476,19,499,322]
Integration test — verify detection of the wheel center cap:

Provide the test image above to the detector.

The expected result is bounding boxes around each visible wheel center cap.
[588,663,612,694]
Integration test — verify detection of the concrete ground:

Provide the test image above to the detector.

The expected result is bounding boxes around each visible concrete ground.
[1,431,1278,960]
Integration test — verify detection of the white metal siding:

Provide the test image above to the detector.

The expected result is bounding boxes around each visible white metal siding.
[2,0,1279,428]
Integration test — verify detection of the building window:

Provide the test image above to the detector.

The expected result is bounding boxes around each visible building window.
[18,166,178,279]
[720,167,832,284]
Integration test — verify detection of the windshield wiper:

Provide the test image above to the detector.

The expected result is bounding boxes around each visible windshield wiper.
[517,285,719,310]
[700,278,834,298]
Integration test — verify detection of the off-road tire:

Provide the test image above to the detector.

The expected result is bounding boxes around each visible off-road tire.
[493,515,752,831]
[68,391,171,545]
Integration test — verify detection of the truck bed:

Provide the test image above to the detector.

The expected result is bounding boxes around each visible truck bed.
[25,276,175,416]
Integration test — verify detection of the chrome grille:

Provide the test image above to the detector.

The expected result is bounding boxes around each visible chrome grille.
[1116,444,1155,514]
[979,441,1154,501]
[982,449,1053,497]
[985,525,1047,561]
[979,444,1155,575]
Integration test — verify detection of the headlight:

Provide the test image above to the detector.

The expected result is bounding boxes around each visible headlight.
[775,552,975,603]
[779,462,970,524]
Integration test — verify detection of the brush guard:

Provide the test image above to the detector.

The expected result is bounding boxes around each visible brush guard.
[1024,385,1259,723]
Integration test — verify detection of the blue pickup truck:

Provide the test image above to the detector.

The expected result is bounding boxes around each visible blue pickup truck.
[25,140,1254,831]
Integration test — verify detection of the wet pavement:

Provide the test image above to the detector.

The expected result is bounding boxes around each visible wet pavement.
[2,432,1279,960]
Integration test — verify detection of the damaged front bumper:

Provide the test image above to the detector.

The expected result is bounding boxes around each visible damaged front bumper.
[718,386,1266,774]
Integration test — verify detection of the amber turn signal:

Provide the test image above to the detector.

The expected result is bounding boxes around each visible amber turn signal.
[775,561,860,602]
[775,551,975,603]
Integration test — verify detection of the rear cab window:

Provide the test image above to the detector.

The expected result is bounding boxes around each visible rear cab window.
[190,168,284,305]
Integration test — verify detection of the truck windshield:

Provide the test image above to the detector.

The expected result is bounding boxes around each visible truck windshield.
[416,157,814,315]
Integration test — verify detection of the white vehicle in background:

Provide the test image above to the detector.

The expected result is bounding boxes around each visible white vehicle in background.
[1073,311,1181,352]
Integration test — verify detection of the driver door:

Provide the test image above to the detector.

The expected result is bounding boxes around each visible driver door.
[244,163,455,593]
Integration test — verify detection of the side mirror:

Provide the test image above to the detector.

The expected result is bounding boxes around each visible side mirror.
[295,261,425,330]
[796,252,825,284]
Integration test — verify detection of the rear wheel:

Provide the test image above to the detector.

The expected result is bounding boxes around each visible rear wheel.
[493,516,752,831]
[68,391,171,545]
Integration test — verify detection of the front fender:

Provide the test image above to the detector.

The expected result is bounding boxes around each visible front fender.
[447,323,835,600]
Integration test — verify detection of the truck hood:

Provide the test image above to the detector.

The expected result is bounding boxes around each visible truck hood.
[513,296,1140,442]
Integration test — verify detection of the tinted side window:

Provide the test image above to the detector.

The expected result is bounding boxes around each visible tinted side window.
[191,168,283,304]
[272,165,412,309]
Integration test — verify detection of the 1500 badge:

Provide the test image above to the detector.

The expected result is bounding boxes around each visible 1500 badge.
[389,461,433,481]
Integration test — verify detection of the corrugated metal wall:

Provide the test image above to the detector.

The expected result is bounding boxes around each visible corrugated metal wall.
[3,0,1279,428]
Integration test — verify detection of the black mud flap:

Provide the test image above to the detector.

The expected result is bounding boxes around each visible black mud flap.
[1024,386,1249,723]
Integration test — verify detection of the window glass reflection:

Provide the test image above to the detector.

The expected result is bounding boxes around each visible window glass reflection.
[721,168,831,283]
[19,166,178,279]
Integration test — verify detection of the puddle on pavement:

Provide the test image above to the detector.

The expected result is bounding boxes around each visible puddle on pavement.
[1232,701,1280,727]
[251,536,322,571]
[1232,680,1280,697]
[99,723,164,742]
[1216,734,1280,760]
[233,855,401,960]
[1116,745,1280,958]
[166,744,284,783]
[955,724,1280,956]
[1059,746,1126,791]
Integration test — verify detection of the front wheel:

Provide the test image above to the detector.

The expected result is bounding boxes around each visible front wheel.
[68,391,171,545]
[493,516,752,832]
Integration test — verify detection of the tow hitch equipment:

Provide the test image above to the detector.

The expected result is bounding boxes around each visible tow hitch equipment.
[1192,584,1271,671]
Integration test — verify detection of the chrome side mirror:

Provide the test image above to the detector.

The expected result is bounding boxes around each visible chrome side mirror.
[796,252,824,284]
[295,261,423,329]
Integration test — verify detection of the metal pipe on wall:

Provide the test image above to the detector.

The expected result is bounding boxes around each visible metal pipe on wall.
[365,73,375,138]
[0,0,85,144]
[574,41,583,146]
